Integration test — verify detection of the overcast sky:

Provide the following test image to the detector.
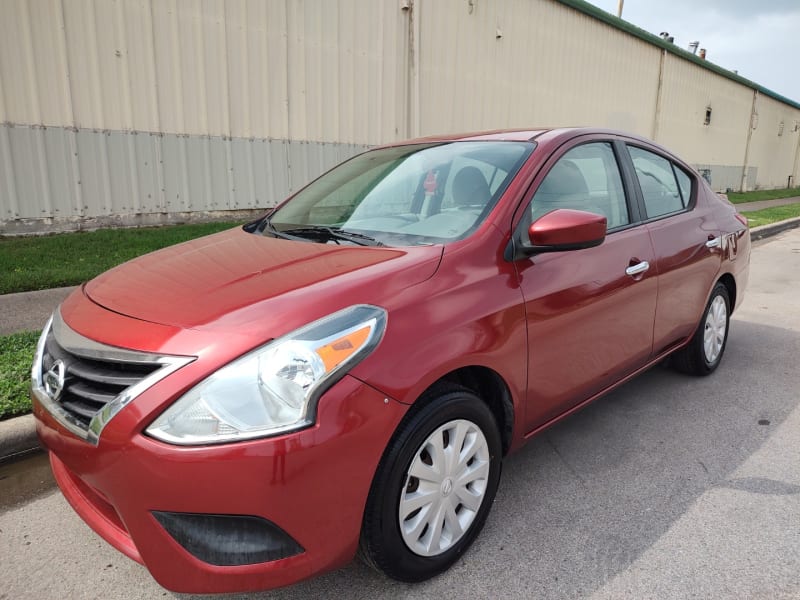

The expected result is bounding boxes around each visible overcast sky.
[584,0,800,102]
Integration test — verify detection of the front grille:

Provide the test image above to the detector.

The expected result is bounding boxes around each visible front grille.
[33,311,194,444]
[42,332,161,429]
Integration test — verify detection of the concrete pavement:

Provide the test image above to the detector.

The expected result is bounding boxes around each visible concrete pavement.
[0,286,76,336]
[734,195,800,212]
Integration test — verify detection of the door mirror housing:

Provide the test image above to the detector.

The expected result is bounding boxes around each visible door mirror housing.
[528,208,607,250]
[510,208,607,259]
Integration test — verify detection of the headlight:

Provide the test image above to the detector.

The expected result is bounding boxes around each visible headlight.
[146,305,387,445]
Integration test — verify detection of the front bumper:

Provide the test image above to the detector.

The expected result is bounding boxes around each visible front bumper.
[35,374,407,594]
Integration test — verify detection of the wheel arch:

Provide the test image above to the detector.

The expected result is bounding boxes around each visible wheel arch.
[406,366,516,456]
[717,272,737,314]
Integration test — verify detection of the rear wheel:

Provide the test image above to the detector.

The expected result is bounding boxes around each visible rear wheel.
[672,282,730,375]
[359,384,502,581]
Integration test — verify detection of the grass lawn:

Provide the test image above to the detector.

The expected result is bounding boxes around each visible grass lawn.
[746,203,800,228]
[0,331,39,420]
[0,222,238,294]
[728,187,800,204]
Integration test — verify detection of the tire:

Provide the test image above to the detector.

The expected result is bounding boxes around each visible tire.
[359,383,502,582]
[672,282,731,376]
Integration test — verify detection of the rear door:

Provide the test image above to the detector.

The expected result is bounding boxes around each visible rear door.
[513,138,658,432]
[621,144,722,356]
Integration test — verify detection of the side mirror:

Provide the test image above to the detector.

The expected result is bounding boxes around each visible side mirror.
[503,208,608,261]
[505,208,607,260]
[526,209,607,254]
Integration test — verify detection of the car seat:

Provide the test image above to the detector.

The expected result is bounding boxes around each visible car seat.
[531,159,589,220]
[452,166,491,209]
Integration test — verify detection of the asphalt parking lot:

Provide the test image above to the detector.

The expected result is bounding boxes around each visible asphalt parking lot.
[0,229,798,600]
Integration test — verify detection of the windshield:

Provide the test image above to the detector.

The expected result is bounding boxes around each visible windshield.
[261,141,534,246]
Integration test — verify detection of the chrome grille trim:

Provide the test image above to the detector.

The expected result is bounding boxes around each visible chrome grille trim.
[32,309,194,445]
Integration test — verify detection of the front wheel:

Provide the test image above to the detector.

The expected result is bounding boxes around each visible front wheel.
[672,282,731,375]
[359,384,502,582]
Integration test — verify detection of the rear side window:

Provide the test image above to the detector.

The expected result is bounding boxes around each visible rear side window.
[628,146,686,218]
[674,166,693,206]
[530,142,629,230]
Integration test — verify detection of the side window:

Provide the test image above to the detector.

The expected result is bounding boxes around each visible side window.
[628,146,685,218]
[531,142,629,230]
[673,165,693,207]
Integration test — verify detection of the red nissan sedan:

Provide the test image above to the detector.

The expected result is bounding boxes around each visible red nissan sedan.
[32,128,749,593]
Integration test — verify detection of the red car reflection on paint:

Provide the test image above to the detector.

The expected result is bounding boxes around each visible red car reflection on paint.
[32,128,749,593]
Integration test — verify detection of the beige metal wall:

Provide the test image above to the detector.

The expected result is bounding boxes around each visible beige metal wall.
[0,0,404,233]
[1,0,799,233]
[746,93,800,190]
[0,0,407,144]
[416,0,661,137]
[413,0,800,193]
[656,52,755,166]
[655,52,800,191]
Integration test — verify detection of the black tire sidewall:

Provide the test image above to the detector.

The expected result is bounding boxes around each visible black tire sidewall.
[699,284,731,372]
[366,389,502,582]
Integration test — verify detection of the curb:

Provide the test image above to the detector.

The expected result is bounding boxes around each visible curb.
[749,216,800,241]
[0,414,39,463]
[0,285,77,336]
[1,218,799,463]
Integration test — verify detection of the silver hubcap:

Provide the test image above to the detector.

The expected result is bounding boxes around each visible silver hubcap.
[703,295,727,364]
[398,419,490,557]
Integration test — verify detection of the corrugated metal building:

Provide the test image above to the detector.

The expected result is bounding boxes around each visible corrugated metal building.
[2,0,799,233]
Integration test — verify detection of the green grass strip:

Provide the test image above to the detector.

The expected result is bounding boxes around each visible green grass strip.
[728,187,800,204]
[746,203,800,228]
[0,331,39,420]
[0,222,238,294]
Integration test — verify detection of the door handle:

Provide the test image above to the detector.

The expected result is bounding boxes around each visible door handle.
[706,236,721,249]
[625,261,650,277]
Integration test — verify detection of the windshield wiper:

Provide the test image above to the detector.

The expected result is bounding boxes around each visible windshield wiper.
[322,227,386,247]
[260,218,292,239]
[277,225,385,247]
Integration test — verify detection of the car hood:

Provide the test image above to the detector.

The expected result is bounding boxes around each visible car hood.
[84,227,443,331]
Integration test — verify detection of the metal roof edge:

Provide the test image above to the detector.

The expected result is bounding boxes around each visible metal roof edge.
[553,0,800,111]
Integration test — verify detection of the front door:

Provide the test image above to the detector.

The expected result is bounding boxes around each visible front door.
[513,140,658,432]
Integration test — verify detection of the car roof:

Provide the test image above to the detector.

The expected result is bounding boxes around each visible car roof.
[375,128,686,169]
[380,127,659,146]
[410,129,549,142]
[380,129,548,145]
